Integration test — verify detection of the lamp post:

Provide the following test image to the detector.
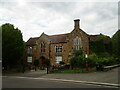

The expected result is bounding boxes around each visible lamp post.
[85,54,89,71]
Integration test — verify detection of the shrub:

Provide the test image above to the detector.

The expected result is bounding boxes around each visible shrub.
[44,59,50,67]
[87,53,98,68]
[60,61,65,65]
[34,59,39,67]
[70,49,86,68]
[74,49,83,56]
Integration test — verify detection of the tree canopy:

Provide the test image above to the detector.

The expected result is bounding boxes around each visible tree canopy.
[90,33,112,57]
[112,29,120,58]
[1,23,25,69]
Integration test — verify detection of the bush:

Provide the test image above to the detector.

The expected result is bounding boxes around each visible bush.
[44,59,50,67]
[70,49,86,68]
[40,67,45,70]
[74,49,83,56]
[97,57,118,66]
[60,61,65,65]
[34,59,39,67]
[87,53,98,68]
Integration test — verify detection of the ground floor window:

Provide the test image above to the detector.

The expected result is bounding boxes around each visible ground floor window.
[56,56,62,64]
[27,56,32,63]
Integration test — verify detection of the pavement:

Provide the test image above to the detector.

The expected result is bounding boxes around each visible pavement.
[2,67,120,87]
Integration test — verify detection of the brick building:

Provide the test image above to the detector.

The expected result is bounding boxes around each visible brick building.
[25,19,96,66]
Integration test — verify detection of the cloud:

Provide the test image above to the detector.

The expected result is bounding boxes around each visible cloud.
[0,1,118,41]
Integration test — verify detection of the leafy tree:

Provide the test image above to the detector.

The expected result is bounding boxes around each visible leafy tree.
[112,30,120,58]
[87,53,98,68]
[90,33,112,56]
[44,59,50,66]
[1,23,24,70]
[70,49,86,68]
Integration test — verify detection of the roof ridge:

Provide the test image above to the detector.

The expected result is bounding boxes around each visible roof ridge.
[48,33,69,37]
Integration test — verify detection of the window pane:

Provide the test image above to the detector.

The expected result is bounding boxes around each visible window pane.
[40,43,45,53]
[74,37,81,50]
[56,46,62,52]
[56,56,62,64]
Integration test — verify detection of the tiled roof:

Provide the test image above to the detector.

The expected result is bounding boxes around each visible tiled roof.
[26,37,39,46]
[49,33,69,44]
[89,35,110,43]
[89,35,100,41]
[26,34,110,46]
[26,33,69,46]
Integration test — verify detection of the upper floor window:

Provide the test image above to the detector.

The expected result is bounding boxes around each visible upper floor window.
[40,42,45,53]
[73,37,81,50]
[27,47,32,54]
[56,46,62,53]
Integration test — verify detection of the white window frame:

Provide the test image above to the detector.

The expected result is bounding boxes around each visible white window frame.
[27,56,32,63]
[55,46,62,53]
[56,56,62,64]
[73,37,81,50]
[40,42,45,53]
[27,47,32,54]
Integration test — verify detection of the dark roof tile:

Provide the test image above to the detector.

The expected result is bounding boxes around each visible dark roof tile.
[26,37,39,46]
[49,33,69,44]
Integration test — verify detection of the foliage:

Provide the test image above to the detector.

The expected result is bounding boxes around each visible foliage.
[1,23,24,70]
[74,49,83,56]
[87,53,98,68]
[44,59,50,66]
[59,61,65,65]
[40,67,45,70]
[90,33,112,56]
[112,29,120,58]
[70,49,86,68]
[90,38,105,54]
[97,57,119,66]
[34,59,39,66]
[54,69,95,73]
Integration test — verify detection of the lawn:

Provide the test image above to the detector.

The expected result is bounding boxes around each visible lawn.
[53,69,96,74]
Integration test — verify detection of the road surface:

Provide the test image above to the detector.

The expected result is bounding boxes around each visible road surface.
[2,76,117,88]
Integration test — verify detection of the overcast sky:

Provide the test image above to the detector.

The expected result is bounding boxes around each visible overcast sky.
[0,0,119,41]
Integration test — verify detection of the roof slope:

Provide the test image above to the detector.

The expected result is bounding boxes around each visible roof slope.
[89,35,110,43]
[26,33,69,46]
[49,33,69,44]
[26,37,39,46]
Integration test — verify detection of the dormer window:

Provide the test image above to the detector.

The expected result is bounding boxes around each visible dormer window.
[27,47,32,54]
[40,42,45,53]
[73,37,81,50]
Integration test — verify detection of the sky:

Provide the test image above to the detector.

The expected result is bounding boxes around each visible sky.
[0,0,119,41]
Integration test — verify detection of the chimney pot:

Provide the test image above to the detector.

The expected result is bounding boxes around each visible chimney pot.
[74,19,80,29]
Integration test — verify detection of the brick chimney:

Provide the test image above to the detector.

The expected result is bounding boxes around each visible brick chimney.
[74,19,80,29]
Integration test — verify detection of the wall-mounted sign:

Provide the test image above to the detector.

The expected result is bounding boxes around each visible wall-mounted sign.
[27,56,32,63]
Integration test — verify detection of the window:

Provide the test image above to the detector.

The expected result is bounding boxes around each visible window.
[56,56,62,64]
[27,47,32,54]
[27,56,32,63]
[73,37,81,50]
[40,42,45,53]
[56,46,62,53]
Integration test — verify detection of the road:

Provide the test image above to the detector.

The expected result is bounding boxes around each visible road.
[2,76,117,88]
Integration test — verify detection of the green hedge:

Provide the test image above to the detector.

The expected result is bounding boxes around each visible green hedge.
[70,51,120,69]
